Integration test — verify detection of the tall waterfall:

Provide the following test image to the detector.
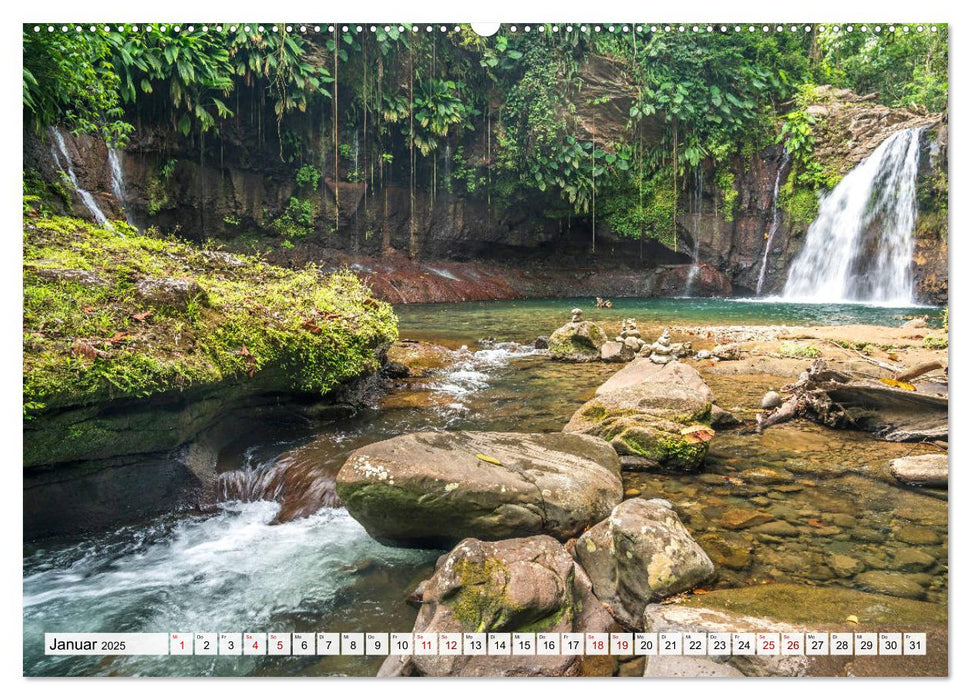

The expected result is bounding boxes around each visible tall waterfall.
[756,151,790,295]
[782,127,924,304]
[48,128,112,229]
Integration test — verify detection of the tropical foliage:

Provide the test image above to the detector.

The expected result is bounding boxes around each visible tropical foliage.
[23,23,948,248]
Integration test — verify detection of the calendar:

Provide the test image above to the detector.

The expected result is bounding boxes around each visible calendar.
[44,631,928,657]
[21,7,950,683]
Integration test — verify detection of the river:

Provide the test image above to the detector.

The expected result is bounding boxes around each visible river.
[23,297,947,676]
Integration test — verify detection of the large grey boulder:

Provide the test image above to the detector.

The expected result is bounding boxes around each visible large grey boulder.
[548,320,609,362]
[890,454,948,488]
[576,498,714,629]
[379,535,615,677]
[564,359,716,471]
[336,431,622,547]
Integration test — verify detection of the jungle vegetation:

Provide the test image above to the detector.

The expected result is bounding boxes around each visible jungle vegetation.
[23,23,948,249]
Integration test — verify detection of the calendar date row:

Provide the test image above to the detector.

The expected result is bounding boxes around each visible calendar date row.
[46,631,927,657]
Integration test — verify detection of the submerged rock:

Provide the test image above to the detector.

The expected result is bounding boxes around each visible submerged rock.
[854,571,927,600]
[385,340,455,378]
[564,359,715,471]
[534,335,549,350]
[548,319,609,362]
[576,498,714,629]
[378,535,615,677]
[890,454,948,488]
[336,431,622,547]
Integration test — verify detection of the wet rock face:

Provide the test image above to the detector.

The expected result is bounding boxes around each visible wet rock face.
[576,498,715,629]
[547,320,609,362]
[565,359,715,471]
[379,535,615,677]
[335,431,623,548]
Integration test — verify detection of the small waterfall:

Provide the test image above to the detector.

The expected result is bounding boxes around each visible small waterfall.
[782,127,924,304]
[49,127,112,229]
[107,148,132,225]
[756,151,791,295]
[684,167,704,296]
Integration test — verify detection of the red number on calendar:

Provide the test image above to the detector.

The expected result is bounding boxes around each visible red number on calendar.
[763,640,775,650]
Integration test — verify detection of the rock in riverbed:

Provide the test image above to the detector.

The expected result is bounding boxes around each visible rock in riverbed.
[600,340,635,363]
[576,498,715,629]
[564,359,715,471]
[547,315,609,362]
[379,535,615,677]
[890,454,948,488]
[336,431,622,547]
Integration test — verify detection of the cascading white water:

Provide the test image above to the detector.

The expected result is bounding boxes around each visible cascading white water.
[782,127,924,304]
[48,127,112,229]
[756,151,791,295]
[107,148,132,225]
[684,167,704,296]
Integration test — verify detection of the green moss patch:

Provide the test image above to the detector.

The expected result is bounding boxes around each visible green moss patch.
[23,215,398,416]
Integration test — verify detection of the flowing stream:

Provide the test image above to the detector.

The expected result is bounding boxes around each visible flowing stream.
[756,151,791,295]
[48,128,112,229]
[23,298,945,677]
[782,128,924,304]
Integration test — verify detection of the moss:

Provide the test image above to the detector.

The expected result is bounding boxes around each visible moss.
[616,425,709,470]
[779,172,820,225]
[715,168,738,222]
[23,214,398,416]
[448,557,510,632]
[779,342,822,359]
[923,335,948,350]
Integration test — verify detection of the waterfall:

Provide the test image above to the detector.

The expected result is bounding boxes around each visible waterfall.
[49,127,112,229]
[756,150,791,295]
[684,167,704,295]
[782,127,924,304]
[107,148,132,225]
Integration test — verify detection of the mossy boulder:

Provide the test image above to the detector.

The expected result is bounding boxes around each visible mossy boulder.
[564,359,715,471]
[378,535,615,677]
[576,498,715,629]
[336,431,623,548]
[547,320,608,362]
[24,215,398,419]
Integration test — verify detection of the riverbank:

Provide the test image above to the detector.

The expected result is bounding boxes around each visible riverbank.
[23,213,398,535]
[23,298,948,677]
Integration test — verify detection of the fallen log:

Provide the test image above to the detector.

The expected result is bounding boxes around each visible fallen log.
[757,360,947,442]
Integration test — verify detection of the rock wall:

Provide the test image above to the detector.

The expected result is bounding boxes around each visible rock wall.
[24,83,948,304]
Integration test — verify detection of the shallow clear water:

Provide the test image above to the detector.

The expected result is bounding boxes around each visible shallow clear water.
[395,297,941,346]
[23,298,947,676]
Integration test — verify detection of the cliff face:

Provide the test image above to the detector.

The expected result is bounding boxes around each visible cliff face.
[24,83,947,304]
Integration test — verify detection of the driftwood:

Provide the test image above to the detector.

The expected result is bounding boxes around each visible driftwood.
[895,360,944,383]
[757,359,948,442]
